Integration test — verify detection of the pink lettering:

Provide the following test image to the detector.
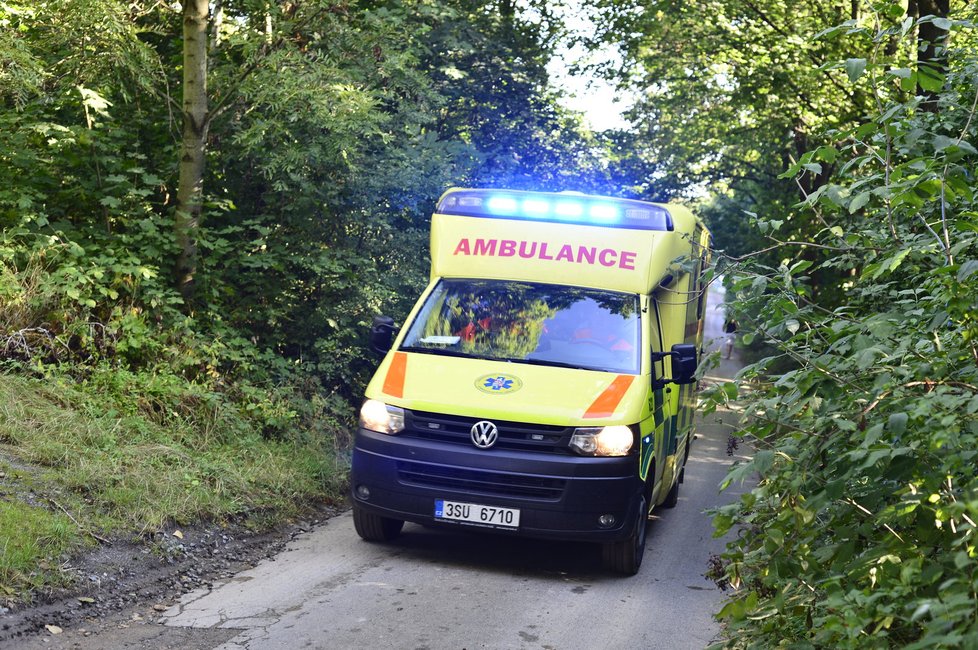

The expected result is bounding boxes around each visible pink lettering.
[454,238,632,270]
[576,247,596,264]
[619,251,637,270]
[518,241,538,258]
[473,238,497,255]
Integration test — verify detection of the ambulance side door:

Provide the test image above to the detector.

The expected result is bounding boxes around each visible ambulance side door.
[647,297,669,493]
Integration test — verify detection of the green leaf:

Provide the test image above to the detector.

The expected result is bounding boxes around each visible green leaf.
[722,382,739,400]
[845,58,867,82]
[888,412,908,436]
[717,598,747,621]
[863,423,884,446]
[900,72,918,92]
[814,146,838,163]
[918,64,945,92]
[887,248,912,273]
[934,135,957,151]
[849,191,871,213]
[957,260,978,282]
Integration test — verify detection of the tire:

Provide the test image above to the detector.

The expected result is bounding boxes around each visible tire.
[662,475,680,508]
[353,503,404,542]
[602,496,648,575]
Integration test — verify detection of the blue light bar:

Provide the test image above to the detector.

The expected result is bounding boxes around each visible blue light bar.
[436,189,674,231]
[589,203,620,221]
[554,201,584,219]
[486,196,518,215]
[521,198,551,217]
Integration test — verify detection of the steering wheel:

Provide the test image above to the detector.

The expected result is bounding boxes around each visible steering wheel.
[570,338,606,347]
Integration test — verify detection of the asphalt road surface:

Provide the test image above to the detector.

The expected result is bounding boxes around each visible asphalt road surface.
[153,282,749,650]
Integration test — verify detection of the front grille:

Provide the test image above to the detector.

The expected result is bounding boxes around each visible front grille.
[404,409,572,453]
[396,460,566,500]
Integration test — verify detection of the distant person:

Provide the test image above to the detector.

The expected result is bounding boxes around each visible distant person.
[722,318,738,359]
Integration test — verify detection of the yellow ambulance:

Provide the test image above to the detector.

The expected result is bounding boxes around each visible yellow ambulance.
[351,188,710,574]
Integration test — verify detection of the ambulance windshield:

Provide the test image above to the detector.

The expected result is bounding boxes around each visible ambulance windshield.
[400,279,641,374]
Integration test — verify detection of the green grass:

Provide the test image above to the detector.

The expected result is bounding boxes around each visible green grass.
[0,499,80,598]
[0,370,348,601]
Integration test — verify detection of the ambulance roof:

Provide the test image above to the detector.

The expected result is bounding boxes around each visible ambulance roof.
[430,189,707,295]
[436,188,679,232]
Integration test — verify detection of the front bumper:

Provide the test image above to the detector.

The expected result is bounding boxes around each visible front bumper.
[350,428,644,542]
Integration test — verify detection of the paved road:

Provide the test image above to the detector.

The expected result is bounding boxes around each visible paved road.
[152,282,748,650]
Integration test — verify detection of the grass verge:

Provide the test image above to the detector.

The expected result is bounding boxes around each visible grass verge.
[0,369,348,602]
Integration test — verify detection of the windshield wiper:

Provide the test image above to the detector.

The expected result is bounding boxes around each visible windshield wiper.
[399,345,494,361]
[502,357,599,371]
[401,347,610,372]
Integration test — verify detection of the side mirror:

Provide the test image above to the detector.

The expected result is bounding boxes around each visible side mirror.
[670,343,697,385]
[651,343,698,387]
[369,315,396,354]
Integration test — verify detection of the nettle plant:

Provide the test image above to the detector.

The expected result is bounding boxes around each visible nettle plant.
[709,4,978,648]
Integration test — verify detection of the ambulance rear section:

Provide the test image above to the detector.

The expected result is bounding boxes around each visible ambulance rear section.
[350,189,710,575]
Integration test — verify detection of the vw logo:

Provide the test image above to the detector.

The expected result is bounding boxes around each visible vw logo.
[470,420,499,449]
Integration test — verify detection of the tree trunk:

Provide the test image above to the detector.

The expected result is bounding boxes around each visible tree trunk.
[912,0,951,112]
[175,0,209,304]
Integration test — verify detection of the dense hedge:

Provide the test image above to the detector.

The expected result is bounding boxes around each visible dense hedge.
[710,5,978,647]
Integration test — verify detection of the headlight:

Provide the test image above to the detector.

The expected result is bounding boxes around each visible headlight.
[569,425,634,457]
[359,399,405,434]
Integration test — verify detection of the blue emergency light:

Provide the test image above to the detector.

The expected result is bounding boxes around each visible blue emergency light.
[437,189,673,231]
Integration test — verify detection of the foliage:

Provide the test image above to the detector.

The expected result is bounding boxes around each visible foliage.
[0,0,635,411]
[703,2,978,646]
[0,368,346,600]
[583,0,917,311]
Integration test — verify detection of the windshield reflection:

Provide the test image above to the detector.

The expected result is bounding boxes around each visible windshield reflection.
[401,279,640,374]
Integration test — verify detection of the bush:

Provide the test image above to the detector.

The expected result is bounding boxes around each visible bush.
[709,7,978,648]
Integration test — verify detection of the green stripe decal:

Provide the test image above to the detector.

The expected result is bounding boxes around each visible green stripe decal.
[641,387,665,482]
[640,429,655,481]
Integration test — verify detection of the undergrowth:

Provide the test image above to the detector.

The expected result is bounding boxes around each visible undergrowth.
[0,369,348,603]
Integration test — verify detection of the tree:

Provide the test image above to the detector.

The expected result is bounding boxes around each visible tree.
[582,1,877,262]
[698,1,978,645]
[175,0,209,302]
[912,0,951,110]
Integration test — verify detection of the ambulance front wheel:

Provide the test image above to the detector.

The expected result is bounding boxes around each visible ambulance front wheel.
[353,503,404,542]
[602,495,648,576]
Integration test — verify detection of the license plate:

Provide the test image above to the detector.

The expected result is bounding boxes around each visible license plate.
[434,499,520,529]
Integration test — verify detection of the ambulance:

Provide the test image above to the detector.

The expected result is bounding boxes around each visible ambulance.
[351,188,710,574]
